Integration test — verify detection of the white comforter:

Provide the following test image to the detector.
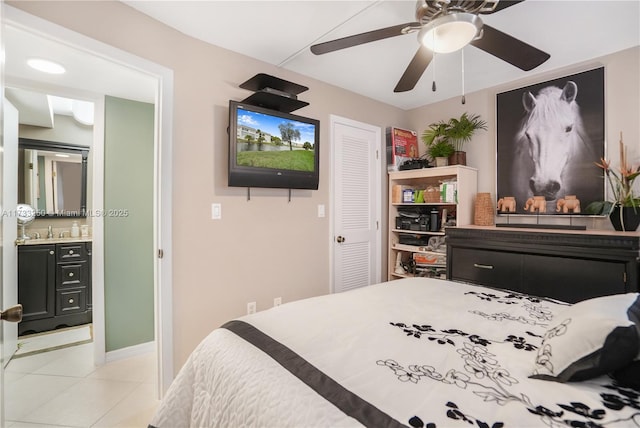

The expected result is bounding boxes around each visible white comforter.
[151,277,640,428]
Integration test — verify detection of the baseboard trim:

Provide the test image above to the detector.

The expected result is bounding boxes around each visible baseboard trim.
[106,340,155,363]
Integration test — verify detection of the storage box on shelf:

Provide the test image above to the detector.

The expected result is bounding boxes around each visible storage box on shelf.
[388,165,477,281]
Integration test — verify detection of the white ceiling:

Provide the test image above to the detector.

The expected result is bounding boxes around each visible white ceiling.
[3,1,639,117]
[3,19,157,127]
[123,0,640,110]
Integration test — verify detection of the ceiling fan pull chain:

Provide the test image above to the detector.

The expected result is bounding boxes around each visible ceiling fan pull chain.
[432,52,437,92]
[461,48,466,104]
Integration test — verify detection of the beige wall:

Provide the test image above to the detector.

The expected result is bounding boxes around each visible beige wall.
[7,1,406,369]
[406,46,640,229]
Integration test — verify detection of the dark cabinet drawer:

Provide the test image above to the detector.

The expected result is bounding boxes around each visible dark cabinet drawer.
[57,262,89,289]
[449,247,523,290]
[524,254,627,303]
[56,243,88,262]
[56,287,87,315]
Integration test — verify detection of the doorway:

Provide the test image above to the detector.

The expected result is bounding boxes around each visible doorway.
[11,92,95,356]
[2,4,174,407]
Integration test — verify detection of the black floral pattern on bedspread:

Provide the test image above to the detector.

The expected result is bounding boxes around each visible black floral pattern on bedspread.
[380,291,640,427]
[389,322,538,352]
[466,290,555,327]
[378,356,640,427]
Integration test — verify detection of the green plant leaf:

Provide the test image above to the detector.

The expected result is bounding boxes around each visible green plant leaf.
[584,201,613,215]
[422,113,487,152]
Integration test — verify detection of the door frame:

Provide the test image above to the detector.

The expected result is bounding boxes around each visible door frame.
[329,115,382,293]
[4,6,174,394]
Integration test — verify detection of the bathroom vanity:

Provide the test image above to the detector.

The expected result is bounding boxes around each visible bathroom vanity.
[18,239,92,335]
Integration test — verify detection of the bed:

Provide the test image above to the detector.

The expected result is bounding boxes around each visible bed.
[150,277,640,427]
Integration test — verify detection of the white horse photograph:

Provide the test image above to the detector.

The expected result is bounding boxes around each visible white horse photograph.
[496,67,605,214]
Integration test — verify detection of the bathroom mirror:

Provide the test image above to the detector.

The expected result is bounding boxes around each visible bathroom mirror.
[18,138,89,217]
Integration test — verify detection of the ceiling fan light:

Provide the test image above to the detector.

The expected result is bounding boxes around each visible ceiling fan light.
[27,58,66,74]
[419,13,482,54]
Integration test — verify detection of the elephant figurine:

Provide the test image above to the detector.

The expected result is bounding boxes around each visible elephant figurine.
[524,196,547,213]
[496,196,516,213]
[556,195,581,213]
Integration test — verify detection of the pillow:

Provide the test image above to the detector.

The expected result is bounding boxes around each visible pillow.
[530,293,640,382]
[612,360,640,390]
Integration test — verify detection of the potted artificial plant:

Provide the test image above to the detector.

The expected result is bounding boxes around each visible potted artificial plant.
[422,122,453,167]
[421,113,487,166]
[426,138,455,167]
[586,133,640,231]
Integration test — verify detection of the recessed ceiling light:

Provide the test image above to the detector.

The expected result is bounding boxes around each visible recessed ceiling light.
[27,58,66,74]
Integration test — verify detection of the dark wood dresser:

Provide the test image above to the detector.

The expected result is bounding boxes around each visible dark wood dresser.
[446,226,640,303]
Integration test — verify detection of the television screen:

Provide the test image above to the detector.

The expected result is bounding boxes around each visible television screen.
[228,100,320,189]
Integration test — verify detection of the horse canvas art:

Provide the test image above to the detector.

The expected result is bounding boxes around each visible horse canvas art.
[496,68,605,214]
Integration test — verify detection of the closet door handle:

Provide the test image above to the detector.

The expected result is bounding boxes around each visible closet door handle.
[473,263,494,270]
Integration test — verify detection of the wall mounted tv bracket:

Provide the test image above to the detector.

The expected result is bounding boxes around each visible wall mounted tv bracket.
[239,73,309,113]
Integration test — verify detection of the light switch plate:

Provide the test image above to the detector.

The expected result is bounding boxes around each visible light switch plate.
[212,203,222,220]
[317,204,325,218]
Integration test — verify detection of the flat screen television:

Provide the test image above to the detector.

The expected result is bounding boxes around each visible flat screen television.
[228,100,320,190]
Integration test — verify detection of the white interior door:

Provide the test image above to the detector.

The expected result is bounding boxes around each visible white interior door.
[2,98,19,365]
[0,12,5,416]
[331,116,381,293]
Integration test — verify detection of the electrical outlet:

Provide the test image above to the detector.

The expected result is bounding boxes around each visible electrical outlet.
[273,297,282,307]
[247,301,256,314]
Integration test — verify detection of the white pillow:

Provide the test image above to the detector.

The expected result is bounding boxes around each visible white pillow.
[530,293,640,382]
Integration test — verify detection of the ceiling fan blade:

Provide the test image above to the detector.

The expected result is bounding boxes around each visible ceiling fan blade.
[483,0,526,14]
[310,22,419,55]
[394,46,433,93]
[470,24,550,71]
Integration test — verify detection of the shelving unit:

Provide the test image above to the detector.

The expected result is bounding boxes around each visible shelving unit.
[388,165,477,281]
[239,73,309,113]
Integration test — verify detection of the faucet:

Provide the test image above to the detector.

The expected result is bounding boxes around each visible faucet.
[47,225,54,239]
[32,231,41,239]
[59,230,69,238]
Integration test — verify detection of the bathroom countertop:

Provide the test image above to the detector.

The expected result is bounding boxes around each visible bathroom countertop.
[17,237,93,246]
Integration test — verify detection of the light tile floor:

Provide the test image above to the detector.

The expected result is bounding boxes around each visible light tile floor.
[5,342,160,427]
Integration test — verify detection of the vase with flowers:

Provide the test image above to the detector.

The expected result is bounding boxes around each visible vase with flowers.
[587,132,640,231]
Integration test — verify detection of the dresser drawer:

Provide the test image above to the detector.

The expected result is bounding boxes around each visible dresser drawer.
[524,254,627,303]
[56,287,87,315]
[56,243,88,262]
[449,247,523,290]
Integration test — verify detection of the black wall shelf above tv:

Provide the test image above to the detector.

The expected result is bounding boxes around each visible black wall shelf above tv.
[239,73,309,113]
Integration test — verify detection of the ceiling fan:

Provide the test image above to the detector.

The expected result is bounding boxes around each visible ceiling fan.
[310,0,550,93]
